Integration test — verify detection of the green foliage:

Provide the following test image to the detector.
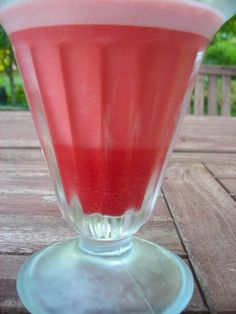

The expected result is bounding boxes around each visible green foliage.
[0,26,11,49]
[0,71,28,110]
[203,15,236,116]
[0,26,15,66]
[204,15,236,65]
[205,41,236,65]
[218,14,236,35]
[0,26,17,105]
[15,85,27,106]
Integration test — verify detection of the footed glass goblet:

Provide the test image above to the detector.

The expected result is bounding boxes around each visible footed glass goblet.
[0,0,235,313]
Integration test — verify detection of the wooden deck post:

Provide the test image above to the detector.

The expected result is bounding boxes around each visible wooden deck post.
[222,76,231,116]
[194,75,204,115]
[208,75,218,115]
[190,65,236,116]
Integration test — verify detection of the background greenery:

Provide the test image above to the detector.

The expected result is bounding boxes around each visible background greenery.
[204,15,236,116]
[0,15,236,114]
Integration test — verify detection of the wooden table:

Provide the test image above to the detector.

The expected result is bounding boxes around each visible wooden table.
[1,112,236,314]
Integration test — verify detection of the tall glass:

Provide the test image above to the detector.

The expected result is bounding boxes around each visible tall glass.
[1,1,235,313]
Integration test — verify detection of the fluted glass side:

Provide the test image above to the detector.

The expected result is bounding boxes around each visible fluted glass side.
[1,0,231,242]
[8,24,211,239]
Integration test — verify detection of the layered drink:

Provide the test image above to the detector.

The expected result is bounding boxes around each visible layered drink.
[1,0,223,229]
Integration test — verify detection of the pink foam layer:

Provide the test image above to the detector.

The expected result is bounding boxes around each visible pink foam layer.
[1,0,224,38]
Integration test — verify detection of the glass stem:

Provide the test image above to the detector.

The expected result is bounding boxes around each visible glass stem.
[79,237,133,257]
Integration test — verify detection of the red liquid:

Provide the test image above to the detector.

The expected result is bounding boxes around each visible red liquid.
[11,25,208,216]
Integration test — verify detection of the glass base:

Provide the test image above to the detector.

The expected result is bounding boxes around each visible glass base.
[17,237,194,314]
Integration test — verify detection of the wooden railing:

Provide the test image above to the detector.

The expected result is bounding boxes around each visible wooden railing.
[188,65,236,116]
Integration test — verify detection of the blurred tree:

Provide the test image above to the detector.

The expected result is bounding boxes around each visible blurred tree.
[0,27,17,106]
[204,15,236,65]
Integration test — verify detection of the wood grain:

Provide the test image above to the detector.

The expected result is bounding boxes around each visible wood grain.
[194,76,204,116]
[185,260,208,314]
[0,214,76,255]
[176,116,236,153]
[195,65,236,117]
[0,112,39,148]
[0,148,44,163]
[150,196,173,222]
[171,152,236,165]
[218,178,236,196]
[163,162,236,313]
[206,164,236,179]
[137,221,186,256]
[0,171,53,195]
[0,193,58,215]
[207,75,218,116]
[0,255,28,314]
[200,64,236,76]
[0,213,185,256]
[222,76,231,116]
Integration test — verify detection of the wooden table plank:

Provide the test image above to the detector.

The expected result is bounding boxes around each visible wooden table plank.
[0,112,39,148]
[171,152,236,165]
[0,148,45,163]
[138,221,186,257]
[176,116,236,153]
[0,193,57,215]
[218,178,236,196]
[0,255,28,314]
[163,162,236,313]
[150,197,173,222]
[1,113,236,153]
[206,164,236,179]
[1,112,236,313]
[0,214,76,255]
[222,76,231,116]
[0,213,185,256]
[0,171,52,195]
[185,261,208,314]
